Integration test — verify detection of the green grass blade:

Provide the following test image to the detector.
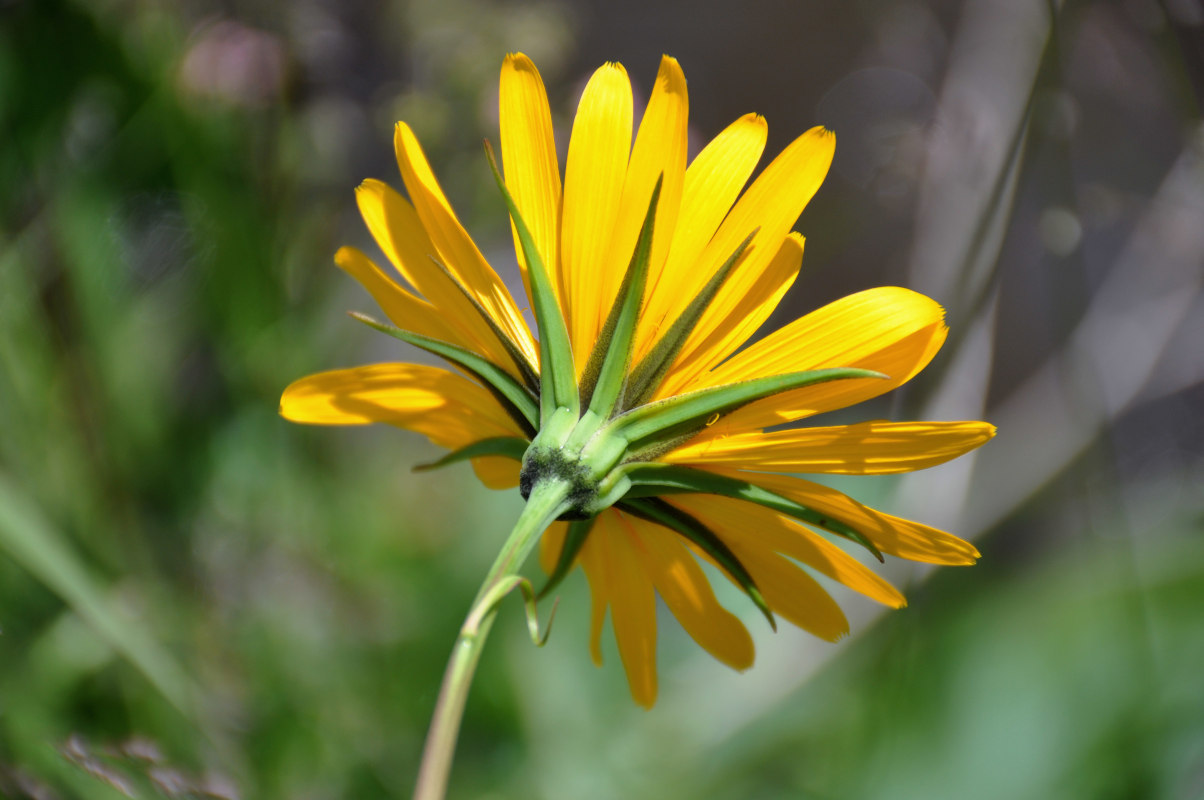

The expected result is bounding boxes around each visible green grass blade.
[579,176,663,414]
[484,140,578,425]
[619,497,776,630]
[622,463,884,561]
[352,312,539,437]
[0,475,195,717]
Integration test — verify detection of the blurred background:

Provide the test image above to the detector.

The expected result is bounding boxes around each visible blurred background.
[2,0,1203,797]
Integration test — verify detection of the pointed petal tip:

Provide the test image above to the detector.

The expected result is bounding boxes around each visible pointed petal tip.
[635,696,656,711]
[731,112,768,134]
[656,54,685,85]
[392,121,417,153]
[502,52,542,78]
[598,60,629,78]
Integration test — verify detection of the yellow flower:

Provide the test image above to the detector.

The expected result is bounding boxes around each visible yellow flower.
[281,53,995,708]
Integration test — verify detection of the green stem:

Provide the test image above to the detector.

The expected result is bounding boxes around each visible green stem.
[413,478,571,800]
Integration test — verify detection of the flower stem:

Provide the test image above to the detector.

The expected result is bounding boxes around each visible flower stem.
[413,478,571,800]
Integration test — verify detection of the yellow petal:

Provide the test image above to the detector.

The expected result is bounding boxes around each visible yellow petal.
[595,56,689,345]
[702,467,980,565]
[669,494,904,609]
[499,52,561,307]
[637,113,768,360]
[667,420,997,474]
[279,363,524,449]
[730,543,849,642]
[469,457,520,490]
[663,127,835,387]
[333,246,462,343]
[636,518,754,670]
[560,62,633,371]
[603,511,659,708]
[354,180,511,368]
[539,521,570,574]
[699,287,948,431]
[393,122,538,366]
[577,522,612,666]
[656,233,805,397]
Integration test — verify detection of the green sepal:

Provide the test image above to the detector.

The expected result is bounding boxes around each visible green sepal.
[425,253,541,393]
[621,463,884,561]
[350,312,538,438]
[484,140,578,426]
[579,176,663,414]
[536,517,594,600]
[619,497,777,631]
[623,228,758,409]
[608,367,886,454]
[413,436,530,473]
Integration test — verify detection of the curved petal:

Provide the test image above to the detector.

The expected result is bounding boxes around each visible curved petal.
[666,420,997,474]
[560,62,633,371]
[539,521,570,574]
[333,246,461,345]
[604,511,660,708]
[393,123,538,365]
[729,543,849,642]
[634,515,755,671]
[669,494,905,609]
[279,363,524,444]
[354,181,512,369]
[469,457,521,489]
[701,467,980,565]
[663,127,835,385]
[500,52,561,307]
[637,113,768,360]
[655,233,805,397]
[596,56,689,349]
[577,520,612,666]
[698,287,948,431]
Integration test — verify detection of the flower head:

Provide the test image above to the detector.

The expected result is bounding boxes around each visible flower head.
[281,53,995,708]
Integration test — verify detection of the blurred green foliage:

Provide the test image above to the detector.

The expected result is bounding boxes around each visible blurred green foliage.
[3,0,1203,798]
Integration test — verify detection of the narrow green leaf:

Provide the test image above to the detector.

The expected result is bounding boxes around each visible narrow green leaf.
[580,176,663,414]
[622,463,884,561]
[425,253,541,393]
[536,517,594,600]
[610,367,886,453]
[413,436,530,472]
[484,140,578,425]
[351,312,538,437]
[623,228,758,409]
[619,497,777,630]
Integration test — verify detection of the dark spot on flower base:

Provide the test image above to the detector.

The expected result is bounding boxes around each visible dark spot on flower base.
[519,447,598,520]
